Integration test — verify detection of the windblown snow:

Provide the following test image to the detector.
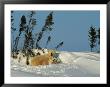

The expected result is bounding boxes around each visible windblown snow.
[11,51,100,77]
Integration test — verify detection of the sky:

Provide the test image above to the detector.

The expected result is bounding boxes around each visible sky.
[11,11,100,52]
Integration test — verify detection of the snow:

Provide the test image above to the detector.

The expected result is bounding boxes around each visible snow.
[32,48,48,55]
[11,51,100,77]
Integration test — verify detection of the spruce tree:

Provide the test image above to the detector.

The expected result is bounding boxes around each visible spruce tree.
[88,26,97,52]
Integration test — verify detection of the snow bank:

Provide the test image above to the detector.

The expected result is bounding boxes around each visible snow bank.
[59,51,100,64]
[11,51,100,77]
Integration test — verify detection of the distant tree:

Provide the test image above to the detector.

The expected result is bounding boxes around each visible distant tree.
[55,41,64,50]
[88,26,97,52]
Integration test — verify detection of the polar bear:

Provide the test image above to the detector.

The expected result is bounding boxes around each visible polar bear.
[30,51,53,66]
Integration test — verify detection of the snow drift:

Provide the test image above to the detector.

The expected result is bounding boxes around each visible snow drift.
[11,51,100,77]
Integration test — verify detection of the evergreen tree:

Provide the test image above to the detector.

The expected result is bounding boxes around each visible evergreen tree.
[88,26,97,52]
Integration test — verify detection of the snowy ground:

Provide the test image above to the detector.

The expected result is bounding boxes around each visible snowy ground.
[11,51,100,77]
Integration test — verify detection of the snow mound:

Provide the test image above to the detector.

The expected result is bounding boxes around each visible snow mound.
[59,51,99,63]
[11,51,100,77]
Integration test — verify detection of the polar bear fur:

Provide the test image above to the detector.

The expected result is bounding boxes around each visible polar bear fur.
[30,51,53,66]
